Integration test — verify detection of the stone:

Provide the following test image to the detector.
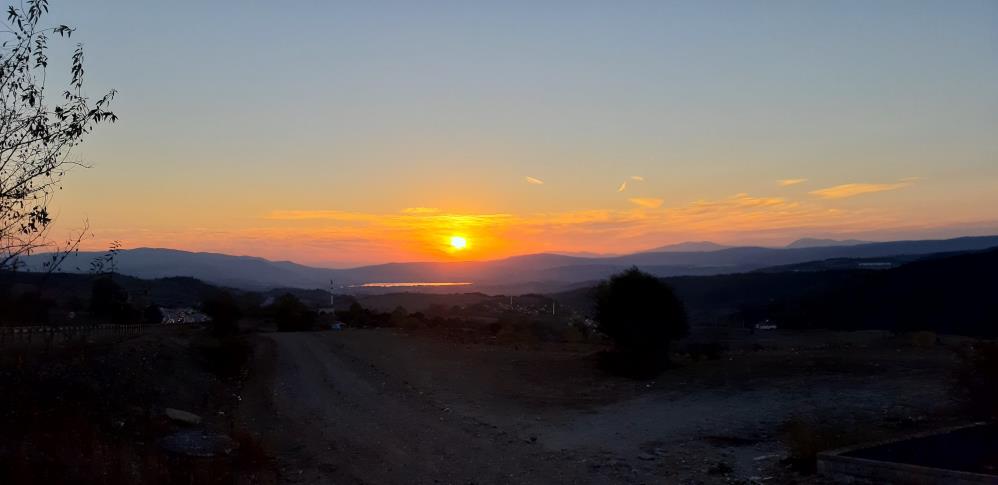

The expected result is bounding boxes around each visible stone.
[165,408,202,425]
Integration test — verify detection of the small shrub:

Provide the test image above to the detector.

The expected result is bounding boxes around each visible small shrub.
[686,341,728,361]
[143,304,164,324]
[90,276,138,323]
[193,336,251,379]
[271,294,316,332]
[201,291,242,337]
[954,341,998,419]
[910,331,938,349]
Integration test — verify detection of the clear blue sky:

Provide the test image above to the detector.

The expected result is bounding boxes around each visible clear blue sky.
[40,1,998,265]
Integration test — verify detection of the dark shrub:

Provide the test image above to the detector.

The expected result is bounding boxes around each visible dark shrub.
[7,290,53,324]
[595,267,688,376]
[272,293,316,331]
[336,302,391,328]
[192,336,251,379]
[143,304,163,324]
[685,341,728,361]
[955,341,998,419]
[90,276,137,323]
[201,291,242,337]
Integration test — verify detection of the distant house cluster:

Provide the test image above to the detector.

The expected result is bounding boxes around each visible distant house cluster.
[160,307,209,324]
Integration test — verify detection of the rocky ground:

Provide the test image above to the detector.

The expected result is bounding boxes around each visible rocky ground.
[0,327,274,484]
[237,328,970,484]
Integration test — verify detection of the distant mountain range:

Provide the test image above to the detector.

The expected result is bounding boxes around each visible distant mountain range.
[20,235,998,293]
[642,241,731,252]
[784,237,872,249]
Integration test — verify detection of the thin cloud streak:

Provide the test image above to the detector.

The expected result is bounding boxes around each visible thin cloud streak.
[629,197,664,208]
[810,181,913,199]
[617,182,627,192]
[402,207,440,214]
[525,176,544,185]
[86,193,928,266]
[778,178,808,186]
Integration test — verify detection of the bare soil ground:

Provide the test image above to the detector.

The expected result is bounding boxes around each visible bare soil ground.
[238,328,969,484]
[0,327,275,485]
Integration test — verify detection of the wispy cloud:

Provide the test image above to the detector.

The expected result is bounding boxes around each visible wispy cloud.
[525,176,544,185]
[810,180,913,199]
[778,178,808,186]
[264,210,371,221]
[617,182,627,192]
[88,191,912,265]
[402,207,439,214]
[629,197,664,208]
[630,176,644,181]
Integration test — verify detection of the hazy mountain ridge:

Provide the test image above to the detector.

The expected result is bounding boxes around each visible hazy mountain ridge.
[20,235,998,291]
[642,241,730,252]
[785,237,872,249]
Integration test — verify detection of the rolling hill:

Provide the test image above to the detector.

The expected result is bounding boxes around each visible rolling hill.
[554,247,998,337]
[19,235,998,292]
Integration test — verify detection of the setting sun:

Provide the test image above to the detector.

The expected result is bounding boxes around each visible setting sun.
[450,236,468,250]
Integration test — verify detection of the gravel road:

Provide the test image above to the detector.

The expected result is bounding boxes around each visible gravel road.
[237,330,960,485]
[239,332,602,485]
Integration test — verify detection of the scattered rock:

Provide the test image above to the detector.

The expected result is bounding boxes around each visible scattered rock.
[159,430,236,457]
[752,453,781,462]
[165,408,202,425]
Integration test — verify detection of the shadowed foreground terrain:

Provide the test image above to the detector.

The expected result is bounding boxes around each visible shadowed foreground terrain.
[237,328,965,484]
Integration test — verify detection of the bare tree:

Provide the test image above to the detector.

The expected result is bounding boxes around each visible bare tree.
[0,0,115,271]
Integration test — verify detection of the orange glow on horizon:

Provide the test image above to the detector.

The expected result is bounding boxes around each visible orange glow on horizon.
[64,185,998,268]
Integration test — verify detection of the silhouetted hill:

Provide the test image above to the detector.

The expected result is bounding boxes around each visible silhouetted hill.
[556,247,998,337]
[642,241,730,252]
[773,248,998,336]
[22,248,336,290]
[20,235,998,292]
[785,238,871,249]
[0,272,224,309]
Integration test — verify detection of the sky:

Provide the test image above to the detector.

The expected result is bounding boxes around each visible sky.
[35,0,998,267]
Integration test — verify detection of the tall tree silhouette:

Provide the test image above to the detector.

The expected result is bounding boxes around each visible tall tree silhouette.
[0,0,116,271]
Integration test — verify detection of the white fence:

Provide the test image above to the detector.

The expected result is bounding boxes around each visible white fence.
[0,322,199,347]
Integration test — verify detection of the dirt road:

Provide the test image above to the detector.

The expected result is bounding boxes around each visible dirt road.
[239,332,604,485]
[238,329,961,484]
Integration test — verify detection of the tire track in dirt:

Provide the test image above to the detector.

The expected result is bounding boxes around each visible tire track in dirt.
[239,332,604,484]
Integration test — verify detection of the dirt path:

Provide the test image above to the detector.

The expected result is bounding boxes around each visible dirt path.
[238,332,603,485]
[237,329,962,484]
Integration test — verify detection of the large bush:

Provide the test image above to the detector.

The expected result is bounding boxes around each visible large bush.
[90,276,138,323]
[595,267,688,374]
[201,291,242,337]
[272,293,316,331]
